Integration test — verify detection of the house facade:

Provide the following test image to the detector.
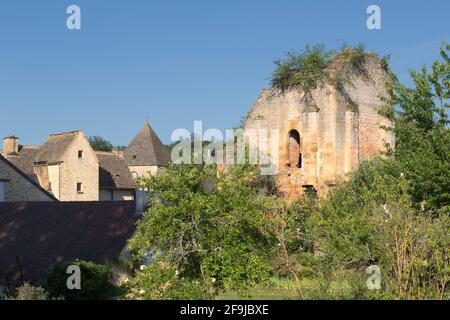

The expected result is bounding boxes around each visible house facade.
[1,122,169,202]
[2,131,135,202]
[0,154,56,202]
[97,151,135,201]
[33,130,100,201]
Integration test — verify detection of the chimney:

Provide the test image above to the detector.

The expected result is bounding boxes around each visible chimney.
[112,147,124,158]
[3,136,19,156]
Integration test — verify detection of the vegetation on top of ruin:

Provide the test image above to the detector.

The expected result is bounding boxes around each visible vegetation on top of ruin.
[270,43,390,96]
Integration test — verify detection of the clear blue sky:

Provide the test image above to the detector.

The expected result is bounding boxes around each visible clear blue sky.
[1,0,449,146]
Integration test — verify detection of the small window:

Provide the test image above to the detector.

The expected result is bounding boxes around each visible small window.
[77,182,82,193]
[132,155,137,159]
[78,150,83,158]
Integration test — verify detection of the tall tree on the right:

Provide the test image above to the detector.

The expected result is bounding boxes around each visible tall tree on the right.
[381,43,450,213]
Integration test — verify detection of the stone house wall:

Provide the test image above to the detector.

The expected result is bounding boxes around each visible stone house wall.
[99,189,134,201]
[57,132,99,201]
[0,158,54,202]
[128,165,161,178]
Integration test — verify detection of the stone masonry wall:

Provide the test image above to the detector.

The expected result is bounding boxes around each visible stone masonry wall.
[0,159,54,202]
[57,132,99,201]
[244,57,394,199]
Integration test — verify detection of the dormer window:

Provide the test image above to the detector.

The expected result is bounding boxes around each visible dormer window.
[78,150,83,159]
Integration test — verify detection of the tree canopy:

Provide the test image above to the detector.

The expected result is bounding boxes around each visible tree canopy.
[88,135,114,152]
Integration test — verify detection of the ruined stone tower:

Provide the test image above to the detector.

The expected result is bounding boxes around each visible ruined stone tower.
[243,53,394,198]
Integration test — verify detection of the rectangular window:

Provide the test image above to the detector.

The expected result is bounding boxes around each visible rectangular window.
[78,150,83,158]
[77,182,82,193]
[0,181,4,201]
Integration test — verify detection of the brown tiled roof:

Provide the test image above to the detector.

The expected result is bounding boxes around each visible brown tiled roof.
[96,152,135,190]
[35,131,80,163]
[5,146,40,183]
[124,122,171,166]
[0,201,138,285]
[0,155,57,201]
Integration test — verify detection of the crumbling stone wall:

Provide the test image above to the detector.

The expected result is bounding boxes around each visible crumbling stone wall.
[244,56,394,198]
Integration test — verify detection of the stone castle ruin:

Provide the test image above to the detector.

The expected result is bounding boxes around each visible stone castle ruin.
[243,48,395,198]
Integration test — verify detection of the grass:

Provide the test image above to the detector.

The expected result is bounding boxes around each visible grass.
[217,273,371,300]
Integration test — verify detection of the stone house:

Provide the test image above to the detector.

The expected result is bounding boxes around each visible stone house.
[2,131,135,202]
[33,130,100,201]
[122,122,171,178]
[0,154,56,202]
[243,54,395,198]
[97,151,135,201]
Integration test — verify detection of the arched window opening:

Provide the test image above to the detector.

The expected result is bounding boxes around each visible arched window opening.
[288,129,301,168]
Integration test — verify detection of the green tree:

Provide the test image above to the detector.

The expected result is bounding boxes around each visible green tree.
[307,157,450,299]
[88,135,114,152]
[46,260,118,300]
[128,164,275,297]
[381,43,450,213]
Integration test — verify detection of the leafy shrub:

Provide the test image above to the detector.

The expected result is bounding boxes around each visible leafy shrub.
[46,260,119,300]
[271,44,332,94]
[307,157,450,299]
[129,164,274,297]
[8,283,50,300]
[126,261,209,300]
[271,44,382,96]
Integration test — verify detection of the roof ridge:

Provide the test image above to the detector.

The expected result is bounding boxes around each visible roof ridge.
[95,151,116,155]
[0,154,58,201]
[49,130,81,137]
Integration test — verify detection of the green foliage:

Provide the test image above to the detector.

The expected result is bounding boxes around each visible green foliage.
[381,42,450,213]
[88,135,114,152]
[306,157,450,300]
[46,260,118,300]
[271,44,333,95]
[126,261,209,300]
[7,283,51,300]
[271,44,382,96]
[129,164,275,297]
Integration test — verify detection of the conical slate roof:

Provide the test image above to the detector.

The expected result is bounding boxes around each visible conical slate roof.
[124,122,171,166]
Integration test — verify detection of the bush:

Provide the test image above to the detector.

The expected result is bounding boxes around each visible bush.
[46,260,119,300]
[8,283,50,300]
[126,261,209,300]
[271,44,381,96]
[307,157,450,299]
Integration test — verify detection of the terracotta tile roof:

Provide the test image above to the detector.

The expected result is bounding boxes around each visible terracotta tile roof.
[124,122,171,167]
[0,201,138,285]
[96,152,135,190]
[0,154,57,201]
[35,131,81,163]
